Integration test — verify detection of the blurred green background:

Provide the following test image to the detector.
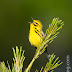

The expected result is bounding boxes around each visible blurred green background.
[0,0,72,72]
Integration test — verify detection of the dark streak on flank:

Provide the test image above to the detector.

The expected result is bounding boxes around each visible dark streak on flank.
[35,28,37,29]
[35,31,37,33]
[34,30,42,38]
[34,27,39,32]
[37,30,39,32]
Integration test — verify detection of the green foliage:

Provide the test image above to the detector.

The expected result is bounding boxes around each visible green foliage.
[43,54,63,72]
[0,46,25,72]
[0,47,63,72]
[34,18,64,58]
[44,18,64,46]
[25,18,64,72]
[34,54,63,72]
[0,18,64,72]
[12,46,25,72]
[0,61,11,72]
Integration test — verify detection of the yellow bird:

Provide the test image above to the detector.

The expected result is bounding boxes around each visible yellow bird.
[28,17,50,59]
[29,17,44,47]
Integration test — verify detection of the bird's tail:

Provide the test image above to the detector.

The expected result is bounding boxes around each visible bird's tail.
[45,46,51,60]
[35,46,51,60]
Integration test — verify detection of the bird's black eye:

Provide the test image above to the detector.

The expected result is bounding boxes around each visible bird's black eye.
[36,23,38,24]
[34,22,38,26]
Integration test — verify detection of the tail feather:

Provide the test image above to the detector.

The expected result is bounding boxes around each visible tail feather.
[35,46,51,60]
[45,46,51,60]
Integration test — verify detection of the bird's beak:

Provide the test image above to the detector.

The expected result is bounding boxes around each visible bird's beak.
[31,17,35,24]
[28,22,31,24]
[31,17,34,21]
[28,17,35,24]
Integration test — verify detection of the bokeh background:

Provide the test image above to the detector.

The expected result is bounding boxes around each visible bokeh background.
[0,0,72,72]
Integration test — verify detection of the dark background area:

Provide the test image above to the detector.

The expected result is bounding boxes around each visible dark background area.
[0,0,72,72]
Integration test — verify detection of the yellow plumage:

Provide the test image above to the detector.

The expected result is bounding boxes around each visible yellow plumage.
[29,18,44,47]
[29,18,51,60]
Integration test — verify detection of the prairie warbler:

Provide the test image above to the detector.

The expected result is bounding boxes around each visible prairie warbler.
[29,17,44,47]
[28,17,50,59]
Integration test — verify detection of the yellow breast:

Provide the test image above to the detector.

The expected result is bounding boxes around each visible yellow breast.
[29,19,44,47]
[29,30,42,47]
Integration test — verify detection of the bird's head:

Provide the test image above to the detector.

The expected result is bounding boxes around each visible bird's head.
[28,17,43,30]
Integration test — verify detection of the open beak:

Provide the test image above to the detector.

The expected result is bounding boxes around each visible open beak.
[31,17,35,24]
[28,17,35,24]
[31,17,34,21]
[28,22,31,23]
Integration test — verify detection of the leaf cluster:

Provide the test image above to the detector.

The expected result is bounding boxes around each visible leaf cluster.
[0,18,64,72]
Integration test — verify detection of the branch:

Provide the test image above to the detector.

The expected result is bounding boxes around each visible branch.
[25,18,64,72]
